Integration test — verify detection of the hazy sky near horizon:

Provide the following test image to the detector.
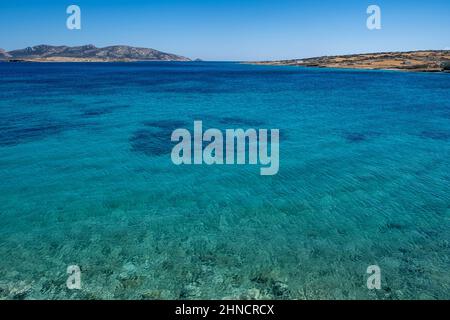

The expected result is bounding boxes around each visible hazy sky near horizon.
[1,0,449,61]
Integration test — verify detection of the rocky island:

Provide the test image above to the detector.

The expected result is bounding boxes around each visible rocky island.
[0,45,190,62]
[250,50,450,73]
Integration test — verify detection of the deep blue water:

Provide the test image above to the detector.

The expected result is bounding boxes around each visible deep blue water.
[0,62,449,299]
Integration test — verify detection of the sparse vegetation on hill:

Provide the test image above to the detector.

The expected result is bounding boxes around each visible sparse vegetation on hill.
[251,51,450,73]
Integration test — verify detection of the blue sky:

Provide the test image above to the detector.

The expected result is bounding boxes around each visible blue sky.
[1,0,449,60]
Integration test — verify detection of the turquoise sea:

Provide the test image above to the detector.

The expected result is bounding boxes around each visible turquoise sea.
[0,62,449,299]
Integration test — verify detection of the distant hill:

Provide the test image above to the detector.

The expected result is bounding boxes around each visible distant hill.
[250,50,450,72]
[3,45,190,62]
[0,48,11,60]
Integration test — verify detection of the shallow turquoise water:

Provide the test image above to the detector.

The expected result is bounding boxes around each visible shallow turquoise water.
[0,62,449,299]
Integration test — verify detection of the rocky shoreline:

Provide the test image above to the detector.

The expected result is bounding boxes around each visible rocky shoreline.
[249,50,450,73]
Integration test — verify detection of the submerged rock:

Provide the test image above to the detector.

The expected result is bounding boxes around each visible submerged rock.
[179,284,202,299]
[240,288,261,300]
[272,281,291,299]
[119,262,138,280]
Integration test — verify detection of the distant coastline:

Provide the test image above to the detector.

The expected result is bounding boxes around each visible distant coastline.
[0,44,191,62]
[248,50,450,73]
